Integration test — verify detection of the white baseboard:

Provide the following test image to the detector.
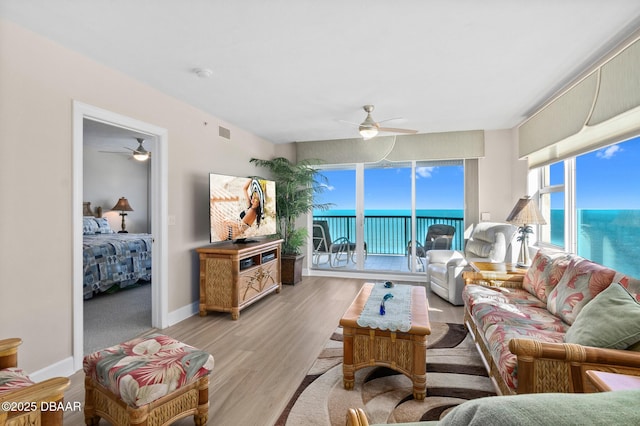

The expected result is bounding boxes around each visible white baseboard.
[167,301,199,327]
[29,356,75,381]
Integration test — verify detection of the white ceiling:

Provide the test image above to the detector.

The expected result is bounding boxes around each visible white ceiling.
[3,1,640,144]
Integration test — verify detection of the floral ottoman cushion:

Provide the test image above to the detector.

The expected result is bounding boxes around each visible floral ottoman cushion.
[0,368,34,394]
[83,334,214,408]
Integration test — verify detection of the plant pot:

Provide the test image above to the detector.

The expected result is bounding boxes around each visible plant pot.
[281,254,304,285]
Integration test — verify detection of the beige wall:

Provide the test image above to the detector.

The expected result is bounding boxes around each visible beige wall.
[0,19,281,373]
[478,129,528,222]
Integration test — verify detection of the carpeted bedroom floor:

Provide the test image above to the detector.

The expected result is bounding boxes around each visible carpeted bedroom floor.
[83,281,153,355]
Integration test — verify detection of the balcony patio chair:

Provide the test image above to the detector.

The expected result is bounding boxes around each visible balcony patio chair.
[312,220,366,267]
[406,224,455,271]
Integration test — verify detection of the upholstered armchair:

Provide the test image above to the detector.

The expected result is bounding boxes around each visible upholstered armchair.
[0,338,70,426]
[425,222,517,305]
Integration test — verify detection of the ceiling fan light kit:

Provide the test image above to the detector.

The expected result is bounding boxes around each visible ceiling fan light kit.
[132,138,150,161]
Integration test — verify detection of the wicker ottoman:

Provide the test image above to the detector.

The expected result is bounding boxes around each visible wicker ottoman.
[83,334,214,426]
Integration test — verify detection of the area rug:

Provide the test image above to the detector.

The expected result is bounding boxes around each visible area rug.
[276,322,495,425]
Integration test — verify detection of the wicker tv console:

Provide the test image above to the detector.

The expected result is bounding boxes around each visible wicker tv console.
[196,238,283,320]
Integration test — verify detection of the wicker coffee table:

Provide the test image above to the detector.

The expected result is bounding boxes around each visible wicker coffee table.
[339,283,431,400]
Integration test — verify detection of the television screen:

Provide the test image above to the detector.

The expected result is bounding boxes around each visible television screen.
[209,173,277,243]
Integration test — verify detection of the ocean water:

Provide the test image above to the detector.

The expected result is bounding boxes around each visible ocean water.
[314,208,640,279]
[313,209,465,255]
[551,209,640,278]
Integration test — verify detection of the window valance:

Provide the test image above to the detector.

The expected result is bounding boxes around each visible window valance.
[295,130,484,164]
[520,35,640,169]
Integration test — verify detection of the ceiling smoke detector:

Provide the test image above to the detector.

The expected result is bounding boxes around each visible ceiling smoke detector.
[193,68,213,78]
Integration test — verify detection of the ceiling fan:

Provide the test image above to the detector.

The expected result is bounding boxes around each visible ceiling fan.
[347,105,418,140]
[126,138,151,161]
[100,138,150,161]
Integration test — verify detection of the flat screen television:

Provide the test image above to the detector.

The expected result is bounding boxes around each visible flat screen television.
[209,173,277,243]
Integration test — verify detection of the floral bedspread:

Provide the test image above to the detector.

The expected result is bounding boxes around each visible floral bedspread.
[83,233,152,299]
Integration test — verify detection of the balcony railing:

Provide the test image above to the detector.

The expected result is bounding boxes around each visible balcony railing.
[313,215,464,255]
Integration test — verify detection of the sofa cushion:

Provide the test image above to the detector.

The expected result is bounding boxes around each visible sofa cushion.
[472,301,569,334]
[485,324,565,390]
[463,284,547,311]
[522,250,571,303]
[438,390,640,426]
[546,256,616,325]
[565,283,640,349]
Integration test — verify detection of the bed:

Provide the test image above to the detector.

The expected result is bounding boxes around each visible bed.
[83,202,152,299]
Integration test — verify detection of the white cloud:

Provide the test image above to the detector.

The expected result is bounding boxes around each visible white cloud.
[318,183,335,191]
[596,144,621,159]
[416,166,435,178]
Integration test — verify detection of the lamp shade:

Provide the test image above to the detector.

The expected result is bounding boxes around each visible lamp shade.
[111,197,134,212]
[506,197,546,225]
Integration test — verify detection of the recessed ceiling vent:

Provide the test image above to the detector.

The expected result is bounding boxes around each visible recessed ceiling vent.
[219,126,231,140]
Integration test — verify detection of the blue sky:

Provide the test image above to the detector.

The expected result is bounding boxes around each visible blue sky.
[316,165,464,211]
[316,135,640,212]
[551,135,640,209]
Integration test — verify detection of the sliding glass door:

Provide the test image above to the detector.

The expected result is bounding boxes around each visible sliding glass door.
[363,164,413,272]
[312,161,464,275]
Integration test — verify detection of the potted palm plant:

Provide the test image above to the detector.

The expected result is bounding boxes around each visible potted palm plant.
[250,157,331,284]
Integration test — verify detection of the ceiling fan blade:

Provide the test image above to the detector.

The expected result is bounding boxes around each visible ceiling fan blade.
[338,119,360,127]
[376,117,405,124]
[99,150,128,155]
[378,127,418,134]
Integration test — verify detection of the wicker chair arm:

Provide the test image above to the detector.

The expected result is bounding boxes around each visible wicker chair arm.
[0,377,70,404]
[509,338,640,393]
[345,408,369,426]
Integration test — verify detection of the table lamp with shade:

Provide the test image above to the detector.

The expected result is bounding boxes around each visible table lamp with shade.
[506,196,547,267]
[111,197,134,233]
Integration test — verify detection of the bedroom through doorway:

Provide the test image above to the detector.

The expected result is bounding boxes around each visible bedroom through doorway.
[82,120,154,355]
[73,101,169,372]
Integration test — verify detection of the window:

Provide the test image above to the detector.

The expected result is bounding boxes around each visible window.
[575,137,640,278]
[537,135,640,278]
[539,161,565,247]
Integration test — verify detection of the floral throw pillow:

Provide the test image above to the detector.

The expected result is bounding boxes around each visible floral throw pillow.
[522,250,570,303]
[547,256,616,325]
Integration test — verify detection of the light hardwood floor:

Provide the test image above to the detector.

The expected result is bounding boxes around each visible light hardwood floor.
[64,276,464,426]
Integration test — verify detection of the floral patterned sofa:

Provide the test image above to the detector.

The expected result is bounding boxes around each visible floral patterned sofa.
[463,249,640,395]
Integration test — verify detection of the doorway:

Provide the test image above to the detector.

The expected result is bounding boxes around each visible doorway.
[72,101,169,372]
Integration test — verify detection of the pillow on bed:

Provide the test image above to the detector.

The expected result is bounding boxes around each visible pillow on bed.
[94,217,115,234]
[83,217,99,234]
